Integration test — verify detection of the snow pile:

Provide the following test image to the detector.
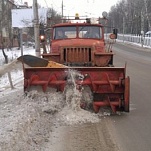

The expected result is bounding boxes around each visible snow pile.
[24,88,100,126]
[54,69,100,125]
[57,107,100,125]
[0,89,41,150]
[0,88,66,150]
[25,86,101,126]
[25,89,66,114]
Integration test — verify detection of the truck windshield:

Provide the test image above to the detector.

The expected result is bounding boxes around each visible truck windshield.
[79,26,102,39]
[53,26,102,39]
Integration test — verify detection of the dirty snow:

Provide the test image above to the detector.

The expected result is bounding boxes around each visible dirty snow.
[0,46,114,150]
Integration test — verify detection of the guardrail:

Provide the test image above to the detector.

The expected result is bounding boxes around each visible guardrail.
[117,34,151,47]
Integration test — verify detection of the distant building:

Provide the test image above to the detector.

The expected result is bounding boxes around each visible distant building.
[0,0,31,49]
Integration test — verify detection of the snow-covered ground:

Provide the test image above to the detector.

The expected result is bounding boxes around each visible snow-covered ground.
[0,46,35,95]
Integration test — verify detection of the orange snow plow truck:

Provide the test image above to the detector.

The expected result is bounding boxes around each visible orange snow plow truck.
[18,12,130,113]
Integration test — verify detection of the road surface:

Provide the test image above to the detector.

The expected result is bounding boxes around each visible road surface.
[107,42,151,151]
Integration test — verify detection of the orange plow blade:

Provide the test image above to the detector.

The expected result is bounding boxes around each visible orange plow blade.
[23,66,130,113]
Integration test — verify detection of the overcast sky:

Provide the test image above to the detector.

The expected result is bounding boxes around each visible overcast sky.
[23,0,119,17]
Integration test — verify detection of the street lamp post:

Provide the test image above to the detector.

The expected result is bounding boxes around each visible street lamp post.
[123,17,125,43]
[141,11,144,47]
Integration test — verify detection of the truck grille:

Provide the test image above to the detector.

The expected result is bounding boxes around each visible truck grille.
[63,47,92,63]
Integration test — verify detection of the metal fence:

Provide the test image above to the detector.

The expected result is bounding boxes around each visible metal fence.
[117,34,151,47]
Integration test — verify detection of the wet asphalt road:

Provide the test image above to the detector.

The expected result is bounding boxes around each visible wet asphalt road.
[107,42,151,151]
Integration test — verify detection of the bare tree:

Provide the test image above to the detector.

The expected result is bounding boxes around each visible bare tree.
[143,0,151,31]
[108,0,150,34]
[0,0,8,63]
[0,0,14,89]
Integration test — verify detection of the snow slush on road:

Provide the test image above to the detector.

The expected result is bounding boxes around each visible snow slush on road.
[25,69,101,125]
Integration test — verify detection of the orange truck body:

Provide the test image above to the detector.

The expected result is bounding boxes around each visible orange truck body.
[23,18,130,113]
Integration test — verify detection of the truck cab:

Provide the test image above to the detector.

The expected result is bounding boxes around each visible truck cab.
[42,18,114,67]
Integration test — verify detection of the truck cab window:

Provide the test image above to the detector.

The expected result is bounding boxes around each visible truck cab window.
[79,26,102,39]
[54,27,76,39]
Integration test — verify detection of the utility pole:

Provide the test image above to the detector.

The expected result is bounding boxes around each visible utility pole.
[20,28,23,56]
[33,0,40,57]
[61,0,64,23]
[62,0,63,18]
